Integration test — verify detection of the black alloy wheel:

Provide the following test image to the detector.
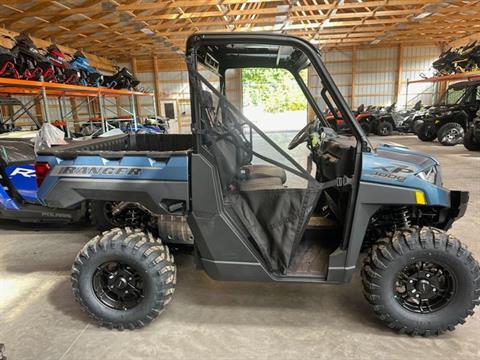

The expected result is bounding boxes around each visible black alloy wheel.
[394,260,455,314]
[93,261,145,311]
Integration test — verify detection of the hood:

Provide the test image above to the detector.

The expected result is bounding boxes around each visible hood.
[428,104,461,114]
[362,142,439,186]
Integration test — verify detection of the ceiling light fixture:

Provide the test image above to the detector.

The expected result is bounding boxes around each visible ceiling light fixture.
[141,28,155,35]
[412,12,433,20]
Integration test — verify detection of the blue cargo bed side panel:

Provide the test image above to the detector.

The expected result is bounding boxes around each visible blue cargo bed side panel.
[38,154,188,181]
[36,153,190,211]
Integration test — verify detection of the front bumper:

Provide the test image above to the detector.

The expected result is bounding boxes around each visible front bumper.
[442,190,469,229]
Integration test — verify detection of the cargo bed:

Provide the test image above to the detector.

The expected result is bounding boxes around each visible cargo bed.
[37,133,193,158]
[36,133,193,215]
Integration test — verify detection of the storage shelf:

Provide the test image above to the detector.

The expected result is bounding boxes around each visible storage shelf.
[408,71,480,84]
[0,77,157,135]
[0,77,154,97]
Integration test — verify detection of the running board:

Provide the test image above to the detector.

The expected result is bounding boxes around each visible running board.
[0,203,85,223]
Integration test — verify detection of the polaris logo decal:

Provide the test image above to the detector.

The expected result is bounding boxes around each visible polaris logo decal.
[55,166,143,177]
[9,167,36,178]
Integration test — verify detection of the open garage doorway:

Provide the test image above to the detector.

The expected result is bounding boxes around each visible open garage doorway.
[224,66,311,169]
[240,68,308,133]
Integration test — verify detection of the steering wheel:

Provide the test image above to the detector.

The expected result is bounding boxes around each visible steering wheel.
[288,118,320,150]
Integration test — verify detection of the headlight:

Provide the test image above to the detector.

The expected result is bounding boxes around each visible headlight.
[416,166,439,184]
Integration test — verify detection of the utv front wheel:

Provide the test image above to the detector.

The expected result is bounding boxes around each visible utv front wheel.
[437,123,464,146]
[376,121,393,136]
[362,227,480,336]
[72,228,176,330]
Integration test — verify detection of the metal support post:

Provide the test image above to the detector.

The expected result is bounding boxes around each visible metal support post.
[405,79,409,110]
[61,96,71,137]
[99,94,106,133]
[152,93,158,119]
[41,81,50,123]
[104,97,134,117]
[131,94,138,131]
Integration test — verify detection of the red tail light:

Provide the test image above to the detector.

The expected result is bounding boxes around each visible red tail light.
[34,162,51,188]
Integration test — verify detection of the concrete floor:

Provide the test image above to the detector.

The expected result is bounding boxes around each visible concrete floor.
[1,135,480,360]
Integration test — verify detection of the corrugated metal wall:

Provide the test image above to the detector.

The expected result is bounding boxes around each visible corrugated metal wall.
[354,47,398,108]
[309,45,440,118]
[398,45,439,108]
[309,50,353,112]
[325,50,353,107]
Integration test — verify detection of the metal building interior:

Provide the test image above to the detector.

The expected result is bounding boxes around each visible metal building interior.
[0,1,480,359]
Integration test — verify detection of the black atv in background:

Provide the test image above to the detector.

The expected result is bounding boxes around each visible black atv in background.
[416,80,480,146]
[370,101,423,136]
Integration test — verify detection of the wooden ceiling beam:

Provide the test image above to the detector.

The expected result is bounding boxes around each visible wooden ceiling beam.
[1,0,476,60]
[115,0,438,12]
[0,1,57,26]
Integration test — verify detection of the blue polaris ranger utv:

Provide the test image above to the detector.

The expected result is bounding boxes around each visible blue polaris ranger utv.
[34,34,479,335]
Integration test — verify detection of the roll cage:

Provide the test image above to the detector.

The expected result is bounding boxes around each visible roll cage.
[186,33,369,278]
[186,33,370,151]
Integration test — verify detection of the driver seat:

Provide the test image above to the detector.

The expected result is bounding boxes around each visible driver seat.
[200,90,287,189]
[241,164,286,184]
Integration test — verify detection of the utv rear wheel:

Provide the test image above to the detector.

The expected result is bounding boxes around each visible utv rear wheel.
[71,228,176,330]
[362,227,480,336]
[437,123,464,146]
[376,121,393,136]
[464,128,480,151]
[417,123,437,142]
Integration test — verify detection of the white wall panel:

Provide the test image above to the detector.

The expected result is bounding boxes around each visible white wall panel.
[398,45,440,108]
[353,47,398,107]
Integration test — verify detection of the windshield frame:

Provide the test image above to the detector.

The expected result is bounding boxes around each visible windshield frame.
[439,86,468,105]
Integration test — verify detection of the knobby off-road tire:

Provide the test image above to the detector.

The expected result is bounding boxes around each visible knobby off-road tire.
[464,128,480,151]
[362,226,480,336]
[416,123,437,142]
[376,121,393,136]
[72,227,176,330]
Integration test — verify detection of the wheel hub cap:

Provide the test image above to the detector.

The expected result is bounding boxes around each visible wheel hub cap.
[394,261,455,314]
[93,261,145,310]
